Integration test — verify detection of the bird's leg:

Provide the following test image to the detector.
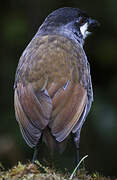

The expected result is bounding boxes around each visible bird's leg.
[72,130,81,166]
[32,144,40,163]
[32,136,42,163]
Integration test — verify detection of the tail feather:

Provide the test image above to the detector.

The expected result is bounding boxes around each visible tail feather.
[43,128,68,154]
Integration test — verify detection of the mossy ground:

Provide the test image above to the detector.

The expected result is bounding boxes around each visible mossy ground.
[0,162,116,180]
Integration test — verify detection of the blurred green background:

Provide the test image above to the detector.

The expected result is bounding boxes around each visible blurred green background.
[1,0,117,177]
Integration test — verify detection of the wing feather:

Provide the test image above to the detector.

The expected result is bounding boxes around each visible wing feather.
[14,82,52,147]
[49,82,87,142]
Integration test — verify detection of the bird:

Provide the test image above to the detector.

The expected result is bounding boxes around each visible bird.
[14,7,99,165]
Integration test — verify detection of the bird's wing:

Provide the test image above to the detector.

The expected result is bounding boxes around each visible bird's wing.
[48,81,87,142]
[14,82,52,147]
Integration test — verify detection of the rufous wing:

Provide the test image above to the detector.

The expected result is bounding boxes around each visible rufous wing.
[14,82,52,147]
[49,81,87,142]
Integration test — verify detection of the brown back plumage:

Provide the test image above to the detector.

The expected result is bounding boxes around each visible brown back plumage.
[14,34,90,151]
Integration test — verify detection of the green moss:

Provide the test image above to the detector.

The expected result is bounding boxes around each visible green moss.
[0,162,115,180]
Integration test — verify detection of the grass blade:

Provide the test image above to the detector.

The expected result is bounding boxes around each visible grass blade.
[69,155,88,180]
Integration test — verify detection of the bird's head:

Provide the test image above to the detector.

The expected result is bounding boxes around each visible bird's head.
[38,7,99,45]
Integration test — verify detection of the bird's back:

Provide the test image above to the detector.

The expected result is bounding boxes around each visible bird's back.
[14,34,89,150]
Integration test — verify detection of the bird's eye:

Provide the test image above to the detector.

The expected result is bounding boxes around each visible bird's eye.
[79,18,84,25]
[76,16,87,26]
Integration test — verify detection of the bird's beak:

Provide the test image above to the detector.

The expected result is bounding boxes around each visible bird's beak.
[88,18,100,31]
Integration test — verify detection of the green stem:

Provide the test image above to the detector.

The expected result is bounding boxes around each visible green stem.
[69,155,88,180]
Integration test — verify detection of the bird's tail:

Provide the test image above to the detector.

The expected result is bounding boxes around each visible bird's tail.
[43,127,68,155]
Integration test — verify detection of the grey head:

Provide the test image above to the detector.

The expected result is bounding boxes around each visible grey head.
[38,7,99,45]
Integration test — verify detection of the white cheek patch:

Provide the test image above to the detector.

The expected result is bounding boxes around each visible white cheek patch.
[80,23,91,39]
